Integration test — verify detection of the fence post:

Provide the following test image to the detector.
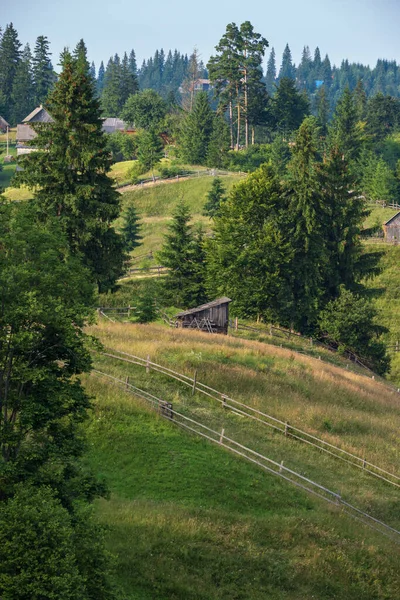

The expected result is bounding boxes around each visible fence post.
[284,422,289,437]
[279,460,284,473]
[146,355,150,374]
[219,428,225,444]
[192,369,197,396]
[125,376,129,390]
[310,337,313,347]
[235,317,238,331]
[269,324,272,336]
[222,395,227,409]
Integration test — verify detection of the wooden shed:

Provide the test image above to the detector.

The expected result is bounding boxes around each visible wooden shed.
[0,116,10,132]
[175,297,232,334]
[383,212,400,241]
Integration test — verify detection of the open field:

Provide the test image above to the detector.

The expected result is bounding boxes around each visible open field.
[82,320,400,598]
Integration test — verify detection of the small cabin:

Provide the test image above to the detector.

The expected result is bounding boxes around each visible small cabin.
[16,106,54,156]
[175,297,232,334]
[383,212,400,242]
[0,116,10,132]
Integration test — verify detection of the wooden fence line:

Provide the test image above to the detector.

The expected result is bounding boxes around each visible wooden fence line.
[91,369,400,544]
[116,168,244,190]
[96,347,400,489]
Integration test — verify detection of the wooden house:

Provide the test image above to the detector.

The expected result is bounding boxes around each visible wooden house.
[16,106,54,156]
[175,297,232,334]
[383,212,400,241]
[0,116,10,132]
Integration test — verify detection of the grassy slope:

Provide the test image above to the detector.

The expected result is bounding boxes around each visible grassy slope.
[83,321,400,599]
[119,174,243,265]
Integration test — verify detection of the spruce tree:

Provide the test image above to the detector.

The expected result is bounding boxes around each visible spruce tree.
[32,35,54,106]
[315,84,329,135]
[278,44,295,80]
[158,201,207,308]
[206,114,230,168]
[102,55,122,115]
[271,77,309,136]
[97,60,105,95]
[329,87,362,163]
[15,49,125,292]
[179,91,214,164]
[203,177,226,217]
[265,47,276,95]
[0,23,22,123]
[135,129,164,179]
[11,43,34,124]
[121,201,142,252]
[120,51,138,107]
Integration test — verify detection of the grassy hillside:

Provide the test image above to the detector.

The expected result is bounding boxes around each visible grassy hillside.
[83,321,400,599]
[119,174,244,265]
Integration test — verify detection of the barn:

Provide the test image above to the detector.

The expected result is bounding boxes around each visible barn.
[383,212,400,241]
[175,297,232,334]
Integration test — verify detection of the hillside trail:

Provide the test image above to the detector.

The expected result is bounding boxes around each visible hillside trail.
[119,175,192,194]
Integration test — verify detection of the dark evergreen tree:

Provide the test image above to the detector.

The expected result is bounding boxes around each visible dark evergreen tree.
[315,84,329,135]
[265,47,276,95]
[329,87,363,164]
[15,49,125,292]
[271,77,309,136]
[366,93,400,142]
[158,201,207,308]
[121,201,142,252]
[321,54,332,88]
[120,51,139,107]
[90,61,96,80]
[206,113,231,167]
[129,49,137,78]
[11,43,34,124]
[0,23,22,123]
[278,44,295,80]
[102,55,122,115]
[179,91,214,164]
[313,47,322,79]
[32,35,54,106]
[135,129,164,179]
[297,46,312,90]
[203,177,226,217]
[97,60,105,95]
[354,78,367,121]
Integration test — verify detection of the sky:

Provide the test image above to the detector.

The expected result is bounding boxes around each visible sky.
[2,0,400,73]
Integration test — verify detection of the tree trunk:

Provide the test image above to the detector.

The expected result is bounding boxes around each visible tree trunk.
[229,100,234,148]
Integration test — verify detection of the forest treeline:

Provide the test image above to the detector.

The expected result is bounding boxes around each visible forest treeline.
[2,21,400,127]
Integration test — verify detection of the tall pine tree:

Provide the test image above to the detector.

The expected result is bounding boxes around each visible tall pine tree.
[32,35,54,106]
[0,23,22,123]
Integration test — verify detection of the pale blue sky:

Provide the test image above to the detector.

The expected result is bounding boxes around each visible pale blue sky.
[2,0,400,72]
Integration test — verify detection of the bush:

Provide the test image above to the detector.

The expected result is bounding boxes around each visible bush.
[159,165,188,179]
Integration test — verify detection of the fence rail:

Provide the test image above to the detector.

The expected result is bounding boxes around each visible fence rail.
[116,168,244,190]
[91,369,400,544]
[95,347,400,489]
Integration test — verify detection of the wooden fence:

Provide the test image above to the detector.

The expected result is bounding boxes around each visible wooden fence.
[96,347,400,490]
[116,168,244,190]
[91,368,400,544]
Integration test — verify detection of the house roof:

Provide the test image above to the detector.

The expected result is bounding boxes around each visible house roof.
[0,116,10,130]
[383,211,400,226]
[22,106,53,123]
[176,297,232,318]
[16,124,37,143]
[102,117,126,134]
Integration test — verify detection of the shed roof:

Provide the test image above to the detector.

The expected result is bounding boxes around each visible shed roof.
[175,297,232,318]
[0,115,10,130]
[22,106,53,123]
[383,211,400,226]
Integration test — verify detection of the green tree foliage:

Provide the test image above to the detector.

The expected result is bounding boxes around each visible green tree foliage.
[105,130,137,162]
[0,23,22,124]
[120,51,139,107]
[365,93,400,142]
[206,164,293,322]
[285,117,325,331]
[318,287,390,375]
[14,49,125,292]
[179,91,214,164]
[271,77,309,136]
[265,47,276,95]
[278,44,296,80]
[101,55,122,116]
[32,35,54,106]
[121,201,142,252]
[134,292,157,323]
[11,43,34,124]
[315,84,330,135]
[135,129,164,178]
[353,79,367,121]
[329,87,363,163]
[206,113,231,168]
[158,202,207,308]
[97,60,105,95]
[203,177,226,217]
[361,151,398,203]
[0,200,96,499]
[121,88,166,131]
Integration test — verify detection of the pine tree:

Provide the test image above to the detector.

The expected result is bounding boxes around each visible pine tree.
[329,87,362,163]
[0,23,22,123]
[278,44,295,80]
[265,47,276,95]
[121,88,166,130]
[271,77,309,136]
[315,84,329,135]
[321,54,332,88]
[120,51,138,107]
[354,78,367,121]
[179,91,214,164]
[121,201,142,252]
[135,129,164,179]
[90,61,96,80]
[297,46,312,90]
[15,49,125,292]
[313,47,322,78]
[32,35,54,106]
[11,43,34,124]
